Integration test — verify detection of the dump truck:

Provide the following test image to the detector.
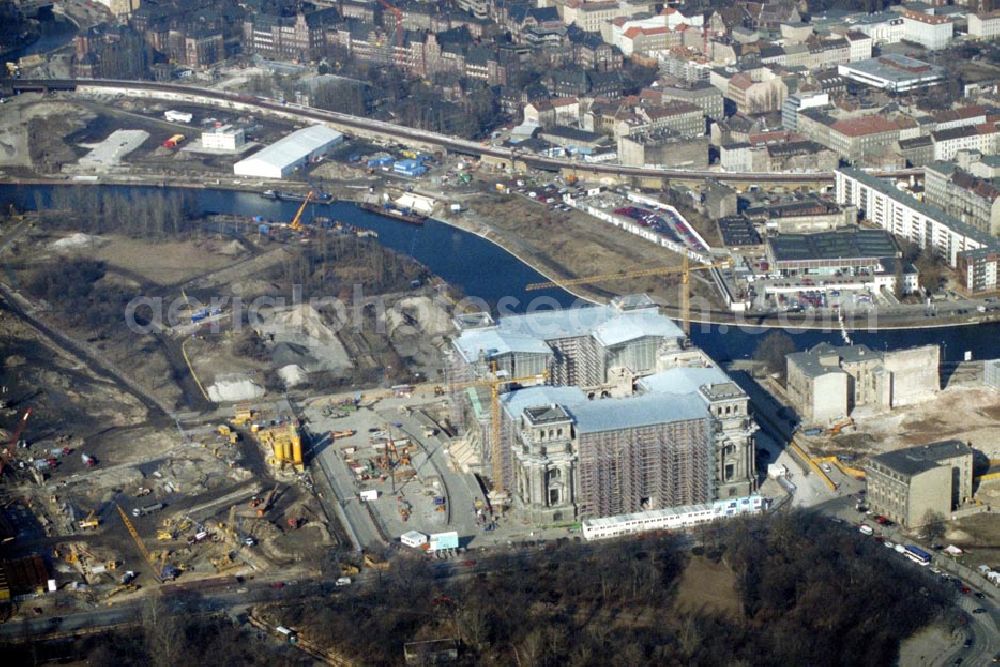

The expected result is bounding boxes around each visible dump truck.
[132,503,164,518]
[162,133,185,148]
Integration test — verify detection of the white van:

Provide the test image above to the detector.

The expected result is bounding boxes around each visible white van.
[335,577,352,587]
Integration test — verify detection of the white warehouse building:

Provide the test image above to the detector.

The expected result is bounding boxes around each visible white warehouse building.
[233,125,343,179]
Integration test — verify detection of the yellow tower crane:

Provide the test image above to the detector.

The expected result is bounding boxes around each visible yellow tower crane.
[288,191,315,233]
[524,255,732,334]
[447,365,548,507]
[116,503,161,582]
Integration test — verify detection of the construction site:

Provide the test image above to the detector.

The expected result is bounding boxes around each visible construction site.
[0,385,338,606]
[0,186,462,619]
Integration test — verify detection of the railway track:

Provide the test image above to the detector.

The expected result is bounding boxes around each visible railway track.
[5,77,923,185]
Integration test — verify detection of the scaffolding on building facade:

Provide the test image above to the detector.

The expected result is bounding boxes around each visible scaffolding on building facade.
[576,417,713,518]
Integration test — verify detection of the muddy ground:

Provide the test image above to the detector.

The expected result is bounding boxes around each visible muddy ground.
[439,189,719,309]
[5,209,453,412]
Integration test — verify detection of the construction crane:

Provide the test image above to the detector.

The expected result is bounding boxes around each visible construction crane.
[524,256,732,334]
[289,191,315,233]
[1,406,32,478]
[116,503,161,583]
[256,483,279,518]
[447,366,548,507]
[377,0,404,49]
[227,504,237,540]
[383,426,408,493]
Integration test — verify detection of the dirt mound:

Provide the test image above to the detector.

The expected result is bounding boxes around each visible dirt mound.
[268,304,340,343]
[230,279,279,297]
[216,239,247,256]
[258,305,351,372]
[278,364,307,388]
[386,296,453,338]
[4,355,26,368]
[673,555,742,620]
[207,373,264,403]
[51,233,103,251]
[271,342,313,367]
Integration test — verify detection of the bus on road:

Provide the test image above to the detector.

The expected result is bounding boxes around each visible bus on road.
[904,545,932,566]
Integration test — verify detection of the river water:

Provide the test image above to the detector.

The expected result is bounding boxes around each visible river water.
[2,183,998,364]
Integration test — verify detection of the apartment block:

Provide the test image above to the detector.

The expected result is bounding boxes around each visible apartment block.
[969,10,1000,38]
[957,247,1000,294]
[656,83,724,120]
[924,159,1000,237]
[854,12,905,45]
[836,168,998,267]
[902,10,953,50]
[826,115,904,164]
[243,9,337,61]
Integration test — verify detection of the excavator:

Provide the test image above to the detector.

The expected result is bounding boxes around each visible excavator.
[79,510,100,530]
[828,417,855,436]
[0,406,32,478]
[253,483,280,518]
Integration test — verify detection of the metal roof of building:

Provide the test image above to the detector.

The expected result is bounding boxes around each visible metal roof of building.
[453,328,553,363]
[569,392,707,433]
[593,310,686,347]
[500,385,589,419]
[497,305,683,343]
[638,366,731,395]
[839,54,944,84]
[768,228,899,264]
[235,125,342,171]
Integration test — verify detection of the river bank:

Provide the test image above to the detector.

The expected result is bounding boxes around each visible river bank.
[1,174,998,333]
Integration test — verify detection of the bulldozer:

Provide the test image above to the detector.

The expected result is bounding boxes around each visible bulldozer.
[210,551,241,573]
[79,510,100,530]
[339,562,360,577]
[363,551,389,571]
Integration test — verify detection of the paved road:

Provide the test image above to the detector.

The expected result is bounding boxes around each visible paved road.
[311,430,385,552]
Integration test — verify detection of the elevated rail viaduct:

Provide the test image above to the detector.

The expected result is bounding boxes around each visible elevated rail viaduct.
[4,78,923,188]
